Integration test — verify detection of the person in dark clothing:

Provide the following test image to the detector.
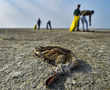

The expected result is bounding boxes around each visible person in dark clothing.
[46,20,52,30]
[73,4,81,31]
[37,18,42,30]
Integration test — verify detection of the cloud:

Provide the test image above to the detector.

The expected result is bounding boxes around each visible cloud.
[0,0,109,28]
[0,0,74,28]
[0,0,32,27]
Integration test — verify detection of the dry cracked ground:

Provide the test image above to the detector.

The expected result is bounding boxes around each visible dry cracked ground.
[0,29,110,90]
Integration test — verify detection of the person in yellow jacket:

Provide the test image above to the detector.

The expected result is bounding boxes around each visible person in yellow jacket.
[70,4,81,32]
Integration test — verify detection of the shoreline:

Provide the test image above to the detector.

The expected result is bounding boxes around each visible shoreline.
[0,28,110,33]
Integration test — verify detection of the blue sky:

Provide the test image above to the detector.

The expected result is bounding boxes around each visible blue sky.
[0,0,110,28]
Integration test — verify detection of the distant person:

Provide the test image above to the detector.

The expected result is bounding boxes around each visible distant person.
[80,10,94,32]
[46,20,52,30]
[70,4,81,32]
[37,18,42,30]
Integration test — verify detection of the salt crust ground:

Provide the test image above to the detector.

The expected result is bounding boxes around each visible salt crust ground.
[0,29,110,90]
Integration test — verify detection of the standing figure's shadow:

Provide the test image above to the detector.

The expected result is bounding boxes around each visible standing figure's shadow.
[46,59,92,90]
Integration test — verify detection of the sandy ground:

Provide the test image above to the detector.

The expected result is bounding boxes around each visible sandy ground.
[0,29,110,90]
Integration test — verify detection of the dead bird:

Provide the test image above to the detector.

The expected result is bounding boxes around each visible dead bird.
[33,46,78,66]
[33,46,80,87]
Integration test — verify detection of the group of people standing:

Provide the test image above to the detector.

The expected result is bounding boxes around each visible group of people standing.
[34,4,94,32]
[34,18,52,31]
[71,4,94,32]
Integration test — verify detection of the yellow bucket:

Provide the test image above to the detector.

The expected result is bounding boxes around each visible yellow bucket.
[69,16,80,32]
[33,24,37,31]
